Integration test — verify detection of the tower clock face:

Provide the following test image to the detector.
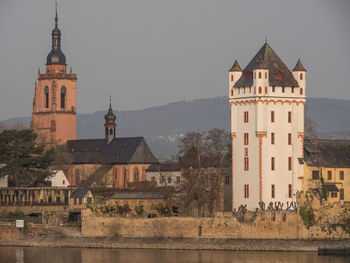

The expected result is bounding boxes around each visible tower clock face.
[61,87,66,94]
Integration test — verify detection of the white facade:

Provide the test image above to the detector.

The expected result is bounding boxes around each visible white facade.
[229,44,305,210]
[45,170,70,187]
[146,171,182,187]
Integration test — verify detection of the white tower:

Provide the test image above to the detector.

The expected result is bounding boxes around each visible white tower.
[229,43,306,210]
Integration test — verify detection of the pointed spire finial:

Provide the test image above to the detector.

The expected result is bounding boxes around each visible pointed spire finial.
[109,96,112,109]
[54,0,58,27]
[265,34,267,43]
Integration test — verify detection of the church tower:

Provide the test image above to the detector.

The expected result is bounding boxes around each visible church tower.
[229,43,306,210]
[31,2,77,146]
[104,98,117,144]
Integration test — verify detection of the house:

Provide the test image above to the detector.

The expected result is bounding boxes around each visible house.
[45,170,70,187]
[70,189,93,207]
[302,139,350,204]
[146,162,182,187]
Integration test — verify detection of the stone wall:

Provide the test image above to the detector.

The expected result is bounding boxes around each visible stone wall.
[81,209,350,239]
[0,223,57,240]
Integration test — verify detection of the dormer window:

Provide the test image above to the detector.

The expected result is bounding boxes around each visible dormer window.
[246,72,251,79]
[275,71,282,79]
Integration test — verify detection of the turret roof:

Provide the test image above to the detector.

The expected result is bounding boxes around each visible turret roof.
[229,60,242,72]
[293,59,307,72]
[233,43,299,88]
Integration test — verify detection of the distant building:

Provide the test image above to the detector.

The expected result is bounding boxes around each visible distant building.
[229,42,306,210]
[45,170,70,187]
[146,163,182,187]
[31,6,77,146]
[303,139,350,204]
[65,101,158,188]
[70,189,93,207]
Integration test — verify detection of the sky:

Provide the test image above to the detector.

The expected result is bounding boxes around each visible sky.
[0,0,349,120]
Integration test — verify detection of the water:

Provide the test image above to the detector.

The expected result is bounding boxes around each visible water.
[0,247,349,263]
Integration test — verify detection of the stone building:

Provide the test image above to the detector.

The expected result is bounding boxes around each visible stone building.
[31,5,77,146]
[302,139,350,204]
[229,42,306,210]
[146,163,182,187]
[65,102,158,187]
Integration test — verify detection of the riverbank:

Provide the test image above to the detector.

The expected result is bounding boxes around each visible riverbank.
[1,236,350,252]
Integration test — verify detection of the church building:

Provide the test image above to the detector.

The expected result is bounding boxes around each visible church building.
[229,42,306,210]
[31,5,77,146]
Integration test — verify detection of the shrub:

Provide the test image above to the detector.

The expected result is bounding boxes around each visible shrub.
[299,205,314,229]
[135,204,144,217]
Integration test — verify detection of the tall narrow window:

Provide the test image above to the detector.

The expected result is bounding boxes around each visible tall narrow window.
[244,157,249,171]
[44,86,49,108]
[271,111,275,123]
[258,72,262,79]
[271,157,275,171]
[258,87,262,94]
[300,73,303,80]
[340,171,344,180]
[271,185,275,198]
[123,168,128,187]
[265,72,267,79]
[282,87,285,93]
[244,111,249,123]
[61,87,66,109]
[300,88,303,95]
[231,89,233,96]
[244,133,249,145]
[244,184,249,198]
[271,132,275,145]
[288,157,292,171]
[288,184,292,198]
[288,133,292,145]
[134,167,139,182]
[327,171,332,180]
[288,111,292,123]
[272,86,275,92]
[230,75,233,81]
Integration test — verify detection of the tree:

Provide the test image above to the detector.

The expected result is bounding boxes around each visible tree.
[0,129,55,186]
[178,129,231,216]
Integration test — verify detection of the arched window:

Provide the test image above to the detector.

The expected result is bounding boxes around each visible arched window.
[258,87,262,94]
[258,72,262,79]
[231,89,233,97]
[134,167,139,182]
[44,86,49,108]
[300,73,303,80]
[123,168,128,187]
[61,87,66,109]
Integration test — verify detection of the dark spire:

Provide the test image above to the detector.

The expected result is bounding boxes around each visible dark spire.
[293,58,307,72]
[229,60,242,72]
[104,97,117,144]
[46,1,66,65]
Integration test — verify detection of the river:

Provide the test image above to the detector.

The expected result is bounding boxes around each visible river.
[0,247,349,263]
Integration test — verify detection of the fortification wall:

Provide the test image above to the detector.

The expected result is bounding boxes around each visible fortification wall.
[81,209,350,239]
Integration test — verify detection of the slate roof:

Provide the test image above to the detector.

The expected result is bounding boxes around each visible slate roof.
[229,60,242,72]
[71,189,90,198]
[323,184,339,192]
[110,191,167,199]
[146,163,181,172]
[304,139,350,168]
[293,59,307,72]
[234,43,299,88]
[67,137,158,165]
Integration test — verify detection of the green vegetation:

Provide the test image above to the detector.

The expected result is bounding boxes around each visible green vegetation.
[154,203,170,216]
[338,208,350,234]
[135,204,144,217]
[319,175,328,202]
[299,205,314,229]
[7,210,25,218]
[0,129,55,186]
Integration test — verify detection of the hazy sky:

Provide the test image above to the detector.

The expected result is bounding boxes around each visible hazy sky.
[0,0,349,120]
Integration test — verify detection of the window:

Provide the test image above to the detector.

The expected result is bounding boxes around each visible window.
[74,198,77,205]
[288,184,292,198]
[231,75,233,81]
[327,171,332,180]
[244,111,249,123]
[300,73,303,80]
[258,87,262,94]
[246,72,251,79]
[272,86,275,92]
[300,88,303,95]
[340,188,344,200]
[244,133,249,145]
[231,89,233,96]
[271,157,275,171]
[244,157,249,171]
[61,87,66,109]
[113,168,118,186]
[176,176,181,183]
[288,133,292,145]
[271,185,275,198]
[44,86,49,108]
[134,167,139,182]
[225,176,230,185]
[123,168,128,187]
[271,111,275,123]
[312,170,319,180]
[265,72,268,79]
[62,180,65,185]
[265,87,268,94]
[168,177,172,184]
[244,184,249,198]
[288,112,292,123]
[271,132,275,145]
[331,192,337,198]
[282,87,285,93]
[258,72,262,79]
[292,87,295,93]
[244,148,248,156]
[340,171,344,180]
[288,157,292,171]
